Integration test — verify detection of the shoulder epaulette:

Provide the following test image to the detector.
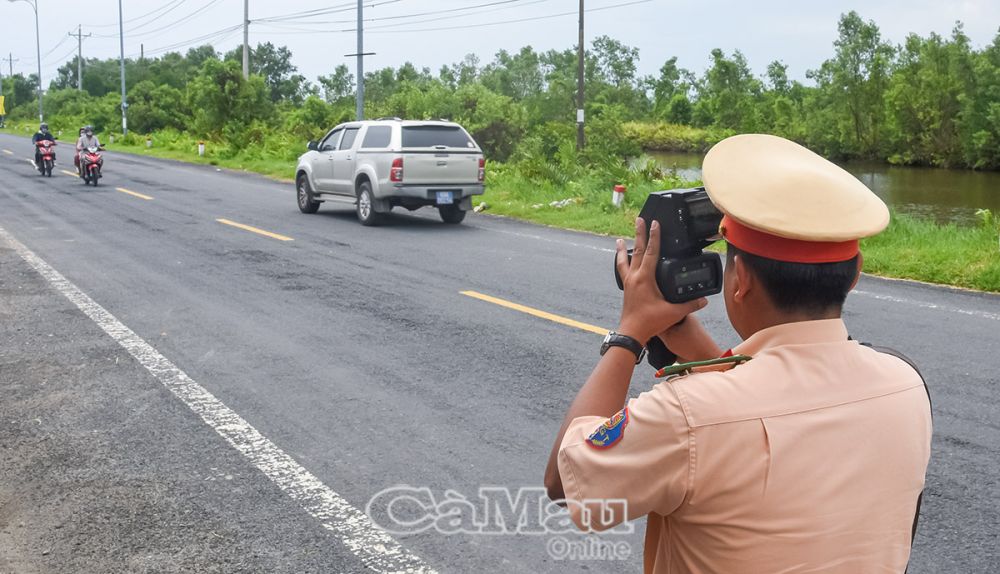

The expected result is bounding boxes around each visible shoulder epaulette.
[655,355,752,379]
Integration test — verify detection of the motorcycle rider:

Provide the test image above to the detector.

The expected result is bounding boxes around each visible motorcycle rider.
[73,126,85,171]
[31,122,56,167]
[76,126,101,175]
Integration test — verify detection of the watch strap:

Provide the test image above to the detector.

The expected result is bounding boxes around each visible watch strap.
[602,332,645,362]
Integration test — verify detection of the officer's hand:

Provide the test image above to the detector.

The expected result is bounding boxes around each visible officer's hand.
[615,217,707,343]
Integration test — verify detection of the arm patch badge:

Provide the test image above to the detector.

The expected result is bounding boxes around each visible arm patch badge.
[586,408,629,449]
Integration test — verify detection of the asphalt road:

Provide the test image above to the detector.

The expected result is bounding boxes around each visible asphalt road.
[0,132,997,573]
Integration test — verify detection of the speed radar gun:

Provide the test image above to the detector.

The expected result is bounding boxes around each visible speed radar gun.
[614,188,725,368]
[614,187,725,303]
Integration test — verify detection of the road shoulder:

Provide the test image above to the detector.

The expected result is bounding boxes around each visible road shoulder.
[0,241,358,573]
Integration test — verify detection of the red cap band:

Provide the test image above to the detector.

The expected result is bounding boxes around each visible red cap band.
[720,215,859,263]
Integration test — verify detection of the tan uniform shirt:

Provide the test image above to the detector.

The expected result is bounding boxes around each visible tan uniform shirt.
[558,319,932,573]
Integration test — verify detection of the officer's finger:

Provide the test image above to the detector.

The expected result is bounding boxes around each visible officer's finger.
[677,297,709,319]
[640,220,661,274]
[615,238,629,281]
[630,218,647,272]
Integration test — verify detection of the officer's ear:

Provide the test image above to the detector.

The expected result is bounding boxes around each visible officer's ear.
[732,253,755,304]
[849,253,864,291]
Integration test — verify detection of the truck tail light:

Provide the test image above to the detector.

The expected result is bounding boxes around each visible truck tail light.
[390,157,404,182]
[477,158,485,183]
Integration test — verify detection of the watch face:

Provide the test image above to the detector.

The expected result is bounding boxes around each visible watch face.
[600,331,614,355]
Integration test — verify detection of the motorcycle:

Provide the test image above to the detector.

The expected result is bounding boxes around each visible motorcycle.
[35,140,56,177]
[80,145,104,186]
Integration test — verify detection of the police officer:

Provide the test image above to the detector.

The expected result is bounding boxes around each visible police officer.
[544,134,932,573]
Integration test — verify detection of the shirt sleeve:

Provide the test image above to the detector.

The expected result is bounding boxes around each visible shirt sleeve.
[557,382,691,530]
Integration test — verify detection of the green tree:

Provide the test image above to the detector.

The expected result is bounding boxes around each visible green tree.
[479,47,544,101]
[885,26,974,166]
[225,42,311,103]
[808,11,895,158]
[2,73,37,114]
[692,49,763,131]
[441,54,480,88]
[318,64,354,103]
[187,58,272,145]
[651,57,692,120]
[592,35,639,88]
[958,30,1000,169]
[127,80,188,134]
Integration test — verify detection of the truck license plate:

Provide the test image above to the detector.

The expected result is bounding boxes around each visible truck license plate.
[435,191,454,205]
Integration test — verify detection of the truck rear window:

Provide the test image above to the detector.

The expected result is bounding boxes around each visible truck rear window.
[402,126,474,149]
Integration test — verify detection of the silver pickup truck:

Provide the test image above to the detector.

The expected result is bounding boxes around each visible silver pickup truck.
[295,119,486,225]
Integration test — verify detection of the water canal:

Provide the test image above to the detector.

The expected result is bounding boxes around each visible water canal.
[650,151,1000,225]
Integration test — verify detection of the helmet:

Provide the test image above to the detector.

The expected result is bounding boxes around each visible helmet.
[39,122,49,132]
[84,125,93,136]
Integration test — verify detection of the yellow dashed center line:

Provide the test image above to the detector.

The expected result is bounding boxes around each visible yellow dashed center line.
[61,169,79,177]
[216,218,294,242]
[117,187,153,200]
[460,290,607,335]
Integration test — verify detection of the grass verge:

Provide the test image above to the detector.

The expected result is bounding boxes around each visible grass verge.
[861,213,1000,292]
[108,140,297,181]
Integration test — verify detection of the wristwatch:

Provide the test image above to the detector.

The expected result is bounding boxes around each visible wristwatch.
[600,331,646,364]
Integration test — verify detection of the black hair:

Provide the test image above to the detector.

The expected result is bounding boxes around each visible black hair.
[727,243,859,314]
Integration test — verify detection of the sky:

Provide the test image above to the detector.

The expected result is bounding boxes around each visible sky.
[1,0,998,88]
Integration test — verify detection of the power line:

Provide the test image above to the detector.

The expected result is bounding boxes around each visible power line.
[254,1,358,23]
[263,0,541,27]
[21,35,70,66]
[252,23,351,35]
[84,0,186,29]
[252,0,554,33]
[46,45,78,67]
[364,0,555,31]
[93,0,223,40]
[137,24,244,59]
[124,0,192,34]
[355,0,530,23]
[255,0,400,24]
[363,0,653,34]
[39,36,72,61]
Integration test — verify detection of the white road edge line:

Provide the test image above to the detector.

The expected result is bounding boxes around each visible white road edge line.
[852,289,1000,322]
[472,224,616,254]
[0,225,435,574]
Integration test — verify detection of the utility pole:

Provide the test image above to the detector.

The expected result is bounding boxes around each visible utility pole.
[576,0,585,151]
[242,0,249,79]
[9,0,44,120]
[69,25,92,91]
[118,0,128,135]
[2,54,16,108]
[355,0,364,120]
[345,0,374,120]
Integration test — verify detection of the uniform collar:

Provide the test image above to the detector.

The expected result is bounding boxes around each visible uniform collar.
[731,318,849,357]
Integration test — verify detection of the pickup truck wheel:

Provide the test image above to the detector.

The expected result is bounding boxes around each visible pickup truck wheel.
[356,182,383,226]
[297,174,321,214]
[438,205,467,224]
